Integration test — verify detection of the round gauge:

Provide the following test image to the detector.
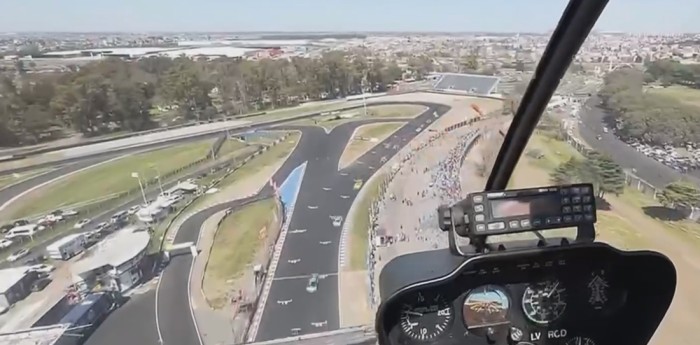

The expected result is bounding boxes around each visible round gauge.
[462,285,511,329]
[521,280,568,324]
[399,292,453,341]
[565,337,596,345]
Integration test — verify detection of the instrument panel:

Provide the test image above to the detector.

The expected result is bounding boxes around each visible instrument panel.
[377,244,675,345]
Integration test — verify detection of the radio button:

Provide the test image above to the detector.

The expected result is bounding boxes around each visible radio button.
[474,204,484,212]
[562,206,572,213]
[572,196,582,203]
[520,219,530,228]
[509,220,520,229]
[473,195,483,203]
[476,224,486,233]
[546,216,562,225]
[572,205,582,212]
[475,214,485,222]
[487,222,506,231]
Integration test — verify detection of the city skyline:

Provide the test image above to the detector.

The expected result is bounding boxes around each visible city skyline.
[1,0,699,34]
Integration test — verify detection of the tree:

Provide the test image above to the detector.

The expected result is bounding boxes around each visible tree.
[549,152,625,198]
[658,181,700,218]
[588,153,625,197]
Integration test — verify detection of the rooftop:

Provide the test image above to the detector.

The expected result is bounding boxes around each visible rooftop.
[45,233,84,251]
[0,267,29,294]
[0,324,68,345]
[72,227,150,275]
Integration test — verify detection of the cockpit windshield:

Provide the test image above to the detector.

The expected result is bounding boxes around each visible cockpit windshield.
[0,1,697,345]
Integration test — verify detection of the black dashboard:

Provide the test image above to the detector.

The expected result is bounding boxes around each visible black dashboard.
[375,243,676,345]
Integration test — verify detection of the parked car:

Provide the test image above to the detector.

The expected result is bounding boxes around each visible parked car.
[7,248,30,262]
[31,278,52,292]
[74,218,91,229]
[27,264,55,274]
[127,205,141,215]
[0,238,12,249]
[0,224,13,234]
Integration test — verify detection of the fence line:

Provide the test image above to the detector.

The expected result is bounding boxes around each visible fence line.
[559,128,660,198]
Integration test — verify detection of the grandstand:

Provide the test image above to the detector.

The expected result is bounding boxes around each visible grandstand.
[431,73,500,96]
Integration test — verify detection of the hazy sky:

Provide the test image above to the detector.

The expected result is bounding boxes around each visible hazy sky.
[1,0,698,33]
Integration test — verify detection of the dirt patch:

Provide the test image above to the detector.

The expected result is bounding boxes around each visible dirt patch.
[339,270,374,327]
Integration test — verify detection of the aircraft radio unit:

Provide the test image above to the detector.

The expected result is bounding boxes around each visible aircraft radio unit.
[439,183,598,256]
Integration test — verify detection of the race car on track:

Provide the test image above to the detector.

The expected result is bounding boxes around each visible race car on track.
[306,273,319,293]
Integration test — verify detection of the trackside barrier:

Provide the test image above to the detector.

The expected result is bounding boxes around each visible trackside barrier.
[157,133,292,253]
[204,194,283,344]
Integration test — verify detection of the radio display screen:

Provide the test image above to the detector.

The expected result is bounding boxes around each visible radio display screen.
[489,194,560,219]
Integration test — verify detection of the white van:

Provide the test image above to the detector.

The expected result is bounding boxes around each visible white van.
[5,224,41,239]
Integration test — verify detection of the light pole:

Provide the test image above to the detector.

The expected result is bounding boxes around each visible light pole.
[150,166,164,196]
[131,172,148,205]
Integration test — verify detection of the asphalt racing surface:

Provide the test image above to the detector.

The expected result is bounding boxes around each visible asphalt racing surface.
[254,103,449,341]
[52,101,447,345]
[578,96,700,187]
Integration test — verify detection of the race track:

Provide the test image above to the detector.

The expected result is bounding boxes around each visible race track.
[253,104,448,341]
[73,101,450,345]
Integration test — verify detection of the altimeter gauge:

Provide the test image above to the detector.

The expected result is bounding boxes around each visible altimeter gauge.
[400,292,453,341]
[521,279,568,324]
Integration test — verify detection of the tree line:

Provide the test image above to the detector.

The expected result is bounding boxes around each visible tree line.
[543,119,700,216]
[598,60,700,146]
[0,51,435,146]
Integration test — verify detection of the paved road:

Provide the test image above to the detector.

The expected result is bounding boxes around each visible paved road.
[254,104,449,342]
[83,101,448,345]
[578,95,700,187]
[84,290,160,345]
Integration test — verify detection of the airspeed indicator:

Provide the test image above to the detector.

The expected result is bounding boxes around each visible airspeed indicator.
[399,292,453,341]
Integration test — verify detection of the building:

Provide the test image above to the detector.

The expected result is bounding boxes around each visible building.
[432,73,501,95]
[0,324,69,345]
[0,267,37,310]
[71,227,150,292]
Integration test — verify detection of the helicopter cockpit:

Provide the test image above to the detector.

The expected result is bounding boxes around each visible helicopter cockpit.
[374,1,677,344]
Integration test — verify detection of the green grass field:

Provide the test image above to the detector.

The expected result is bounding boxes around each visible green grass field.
[646,85,700,107]
[219,132,300,187]
[203,198,279,309]
[7,139,214,219]
[286,104,426,131]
